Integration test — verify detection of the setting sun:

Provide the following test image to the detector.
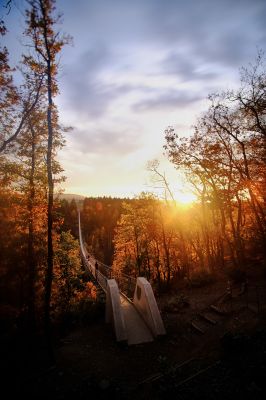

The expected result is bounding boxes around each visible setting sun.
[173,189,197,205]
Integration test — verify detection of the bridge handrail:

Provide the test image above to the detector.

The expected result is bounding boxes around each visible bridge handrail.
[79,211,136,299]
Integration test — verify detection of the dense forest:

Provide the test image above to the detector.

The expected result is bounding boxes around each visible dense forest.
[0,0,265,372]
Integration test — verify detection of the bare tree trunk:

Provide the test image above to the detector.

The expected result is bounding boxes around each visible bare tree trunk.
[155,241,161,291]
[27,120,37,333]
[44,58,55,363]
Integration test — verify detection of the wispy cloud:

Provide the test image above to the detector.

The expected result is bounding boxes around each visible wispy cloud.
[133,90,203,112]
[67,126,141,156]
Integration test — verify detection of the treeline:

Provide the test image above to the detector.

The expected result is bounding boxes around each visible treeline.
[60,196,130,265]
[112,55,266,290]
[81,197,122,265]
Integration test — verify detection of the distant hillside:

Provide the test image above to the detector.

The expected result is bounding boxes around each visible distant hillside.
[55,193,85,202]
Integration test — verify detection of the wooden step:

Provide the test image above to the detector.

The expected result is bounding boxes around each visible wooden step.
[210,305,227,315]
[199,313,217,325]
[191,321,205,334]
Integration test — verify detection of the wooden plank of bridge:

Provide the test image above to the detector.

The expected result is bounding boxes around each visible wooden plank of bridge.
[120,295,154,345]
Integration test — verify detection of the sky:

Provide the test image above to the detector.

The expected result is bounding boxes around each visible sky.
[1,0,266,199]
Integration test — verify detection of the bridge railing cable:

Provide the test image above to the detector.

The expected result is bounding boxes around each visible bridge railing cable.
[78,211,137,299]
[114,272,136,301]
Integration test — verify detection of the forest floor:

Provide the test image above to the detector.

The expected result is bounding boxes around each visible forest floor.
[2,264,266,399]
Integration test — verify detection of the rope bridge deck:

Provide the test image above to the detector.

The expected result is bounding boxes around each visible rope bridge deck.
[78,212,165,345]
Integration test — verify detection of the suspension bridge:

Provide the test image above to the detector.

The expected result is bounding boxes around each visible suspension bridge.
[78,212,166,345]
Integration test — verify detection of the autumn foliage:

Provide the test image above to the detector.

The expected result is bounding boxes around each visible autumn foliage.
[112,54,266,290]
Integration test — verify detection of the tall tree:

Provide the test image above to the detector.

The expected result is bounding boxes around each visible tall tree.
[164,54,266,269]
[25,0,69,360]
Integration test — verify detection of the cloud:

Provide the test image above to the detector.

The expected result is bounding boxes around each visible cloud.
[140,0,266,68]
[65,79,133,118]
[61,45,134,118]
[161,52,219,82]
[59,0,266,120]
[67,126,141,156]
[132,90,202,112]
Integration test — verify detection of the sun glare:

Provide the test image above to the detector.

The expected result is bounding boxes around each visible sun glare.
[173,189,197,205]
